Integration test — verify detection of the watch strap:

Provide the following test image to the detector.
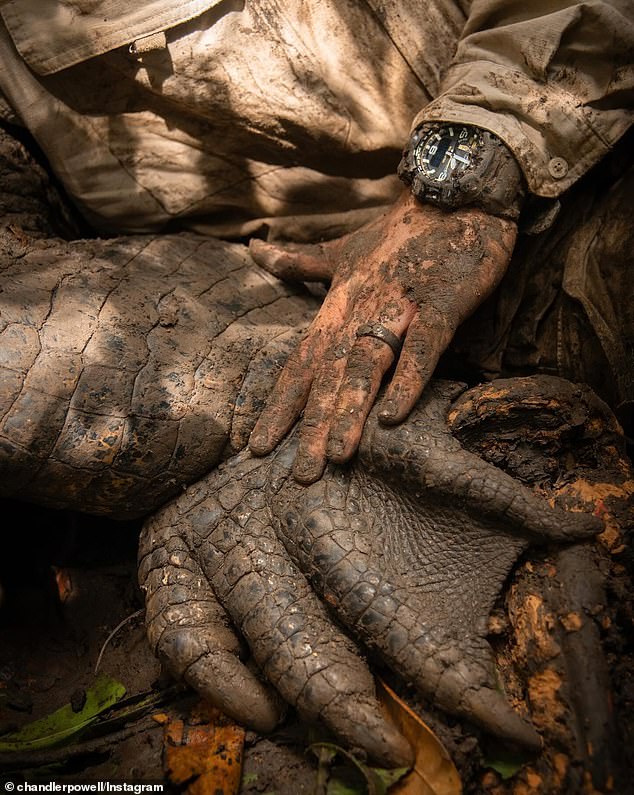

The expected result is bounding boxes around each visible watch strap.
[398,124,526,221]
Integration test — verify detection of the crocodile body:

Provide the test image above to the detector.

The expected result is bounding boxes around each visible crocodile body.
[1,126,631,774]
[0,190,317,514]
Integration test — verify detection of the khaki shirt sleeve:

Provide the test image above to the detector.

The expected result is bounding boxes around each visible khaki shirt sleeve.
[411,0,634,197]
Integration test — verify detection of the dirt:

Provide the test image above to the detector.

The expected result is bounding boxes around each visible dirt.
[0,498,320,789]
[2,496,633,792]
[3,375,634,792]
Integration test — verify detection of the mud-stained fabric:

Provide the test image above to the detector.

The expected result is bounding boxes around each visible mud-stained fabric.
[0,0,222,74]
[1,1,631,239]
[415,0,634,197]
[0,1,449,239]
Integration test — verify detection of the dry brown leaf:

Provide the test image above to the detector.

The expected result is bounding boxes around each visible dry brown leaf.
[52,566,74,603]
[377,679,462,795]
[163,701,245,795]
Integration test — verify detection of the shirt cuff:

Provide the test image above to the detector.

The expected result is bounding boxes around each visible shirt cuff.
[411,60,633,198]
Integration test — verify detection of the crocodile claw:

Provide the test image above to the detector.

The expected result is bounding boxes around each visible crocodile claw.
[140,379,600,763]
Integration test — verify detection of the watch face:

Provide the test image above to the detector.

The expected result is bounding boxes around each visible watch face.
[413,125,483,184]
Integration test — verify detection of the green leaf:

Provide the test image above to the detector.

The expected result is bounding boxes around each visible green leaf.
[484,757,524,781]
[0,675,126,753]
[327,783,364,795]
[309,742,408,795]
[82,682,183,736]
[483,742,532,781]
[327,765,366,795]
[372,767,409,789]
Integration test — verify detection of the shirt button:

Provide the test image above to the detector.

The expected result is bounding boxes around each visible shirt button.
[548,157,569,179]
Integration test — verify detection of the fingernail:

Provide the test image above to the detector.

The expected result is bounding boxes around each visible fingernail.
[327,438,344,459]
[292,454,324,484]
[249,239,276,266]
[378,399,397,423]
[249,429,269,455]
[248,239,263,255]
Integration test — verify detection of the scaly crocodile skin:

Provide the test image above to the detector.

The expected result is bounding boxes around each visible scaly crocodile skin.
[0,241,317,515]
[0,125,604,767]
[139,381,599,765]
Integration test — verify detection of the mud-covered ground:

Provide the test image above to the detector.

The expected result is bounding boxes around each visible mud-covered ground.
[0,500,320,792]
[1,493,633,794]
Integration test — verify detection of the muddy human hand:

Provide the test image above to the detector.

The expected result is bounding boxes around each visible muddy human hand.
[248,190,517,483]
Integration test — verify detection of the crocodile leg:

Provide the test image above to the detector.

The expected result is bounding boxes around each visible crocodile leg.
[268,381,599,750]
[142,378,602,762]
[0,212,317,517]
[141,451,413,767]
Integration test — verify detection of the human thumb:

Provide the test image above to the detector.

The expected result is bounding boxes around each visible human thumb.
[249,238,337,282]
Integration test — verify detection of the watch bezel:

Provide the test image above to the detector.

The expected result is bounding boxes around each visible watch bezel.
[398,123,497,208]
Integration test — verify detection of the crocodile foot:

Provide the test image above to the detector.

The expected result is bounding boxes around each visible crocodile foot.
[139,378,600,766]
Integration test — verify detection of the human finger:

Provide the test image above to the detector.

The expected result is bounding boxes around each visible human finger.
[327,311,414,463]
[249,238,337,282]
[291,344,350,483]
[250,285,350,457]
[378,311,455,426]
[248,336,314,455]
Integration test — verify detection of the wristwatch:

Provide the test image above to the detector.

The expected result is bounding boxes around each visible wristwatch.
[398,122,525,220]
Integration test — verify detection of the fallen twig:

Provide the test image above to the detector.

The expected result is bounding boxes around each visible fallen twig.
[94,609,144,674]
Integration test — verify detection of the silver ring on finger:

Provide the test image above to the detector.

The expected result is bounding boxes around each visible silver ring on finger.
[355,323,403,359]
